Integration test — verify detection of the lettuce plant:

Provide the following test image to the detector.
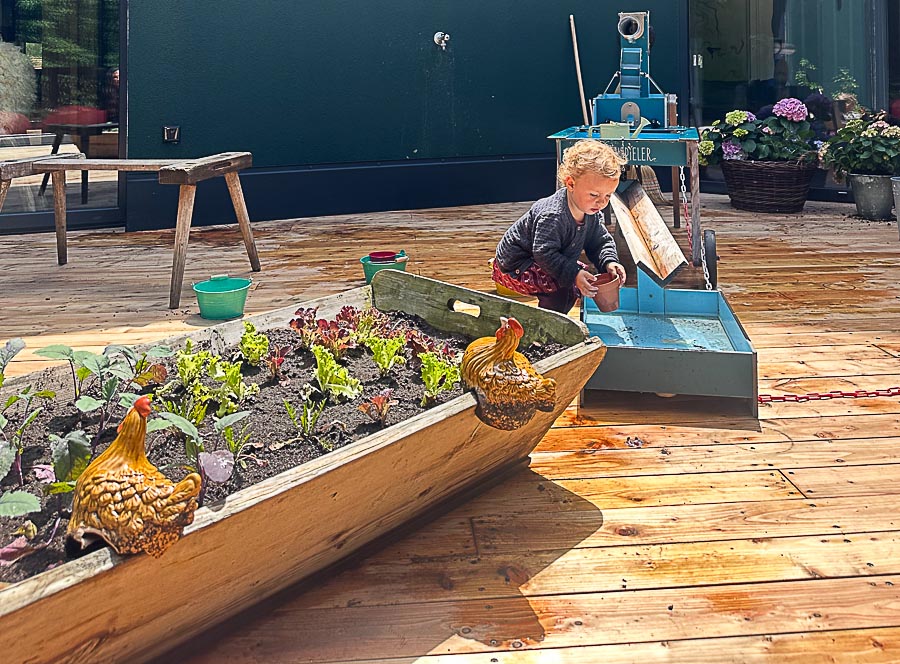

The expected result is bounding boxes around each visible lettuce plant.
[358,389,397,427]
[418,351,461,406]
[238,321,269,367]
[335,305,393,344]
[311,346,362,401]
[312,319,354,359]
[364,335,406,376]
[289,307,319,349]
[209,359,259,416]
[265,345,292,383]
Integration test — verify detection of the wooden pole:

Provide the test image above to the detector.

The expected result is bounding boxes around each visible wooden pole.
[570,15,590,126]
[0,180,9,213]
[51,171,67,265]
[169,184,197,309]
[224,171,261,272]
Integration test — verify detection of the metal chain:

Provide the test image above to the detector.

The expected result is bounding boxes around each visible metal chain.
[680,166,691,254]
[680,166,713,291]
[758,387,900,404]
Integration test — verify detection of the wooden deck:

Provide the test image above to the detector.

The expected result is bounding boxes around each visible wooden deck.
[3,195,900,662]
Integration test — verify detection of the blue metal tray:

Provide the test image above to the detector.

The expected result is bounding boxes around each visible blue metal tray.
[582,272,758,416]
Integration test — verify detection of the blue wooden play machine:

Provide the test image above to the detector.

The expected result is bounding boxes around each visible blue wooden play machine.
[581,181,758,416]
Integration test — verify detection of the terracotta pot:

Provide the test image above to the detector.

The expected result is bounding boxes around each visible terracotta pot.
[591,273,621,312]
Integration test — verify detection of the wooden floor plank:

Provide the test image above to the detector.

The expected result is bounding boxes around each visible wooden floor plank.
[787,464,900,500]
[529,438,900,479]
[320,628,900,663]
[449,468,799,516]
[758,345,896,363]
[539,412,900,452]
[758,358,900,380]
[179,576,900,663]
[876,343,900,359]
[472,494,900,555]
[556,389,900,427]
[751,331,900,349]
[287,532,900,610]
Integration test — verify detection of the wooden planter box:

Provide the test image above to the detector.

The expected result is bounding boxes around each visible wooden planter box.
[0,271,606,664]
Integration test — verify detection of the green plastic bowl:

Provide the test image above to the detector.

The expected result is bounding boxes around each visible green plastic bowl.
[359,250,408,284]
[193,274,252,320]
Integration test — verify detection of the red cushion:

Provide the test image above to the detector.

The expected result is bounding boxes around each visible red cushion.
[41,105,108,128]
[890,98,900,121]
[0,111,31,135]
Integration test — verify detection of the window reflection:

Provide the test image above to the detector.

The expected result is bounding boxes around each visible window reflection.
[691,0,870,130]
[0,0,120,214]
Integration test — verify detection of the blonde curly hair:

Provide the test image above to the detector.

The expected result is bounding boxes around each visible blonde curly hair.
[557,139,627,182]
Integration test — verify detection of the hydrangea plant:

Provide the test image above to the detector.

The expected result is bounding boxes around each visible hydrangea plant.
[819,117,900,177]
[699,98,819,166]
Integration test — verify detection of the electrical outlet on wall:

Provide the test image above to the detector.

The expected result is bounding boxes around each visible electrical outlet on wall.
[162,126,181,143]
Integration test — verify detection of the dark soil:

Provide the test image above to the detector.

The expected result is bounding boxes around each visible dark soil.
[0,311,564,585]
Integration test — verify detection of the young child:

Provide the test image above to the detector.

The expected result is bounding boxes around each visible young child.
[492,139,627,313]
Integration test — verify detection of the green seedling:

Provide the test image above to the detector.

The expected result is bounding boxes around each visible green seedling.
[311,346,361,401]
[418,351,461,406]
[1,385,56,486]
[238,321,269,367]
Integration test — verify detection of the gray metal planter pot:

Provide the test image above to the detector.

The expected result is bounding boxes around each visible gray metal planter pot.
[848,174,895,220]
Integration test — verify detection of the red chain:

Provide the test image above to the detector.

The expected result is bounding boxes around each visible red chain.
[758,387,900,404]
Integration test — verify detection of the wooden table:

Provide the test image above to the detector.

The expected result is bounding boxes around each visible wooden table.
[1,152,261,308]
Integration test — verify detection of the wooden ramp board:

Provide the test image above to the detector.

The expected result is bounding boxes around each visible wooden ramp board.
[608,179,687,285]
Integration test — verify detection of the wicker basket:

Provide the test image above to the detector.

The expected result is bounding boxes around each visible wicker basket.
[721,160,818,213]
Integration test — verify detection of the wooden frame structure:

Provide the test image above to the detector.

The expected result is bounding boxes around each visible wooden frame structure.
[0,152,261,309]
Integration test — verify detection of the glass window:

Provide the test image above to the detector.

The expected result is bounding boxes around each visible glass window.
[889,0,900,121]
[0,0,120,216]
[690,0,873,129]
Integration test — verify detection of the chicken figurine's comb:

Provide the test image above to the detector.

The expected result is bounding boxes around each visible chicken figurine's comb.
[461,317,557,430]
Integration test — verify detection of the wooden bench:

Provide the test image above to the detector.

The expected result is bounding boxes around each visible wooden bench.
[1,152,261,309]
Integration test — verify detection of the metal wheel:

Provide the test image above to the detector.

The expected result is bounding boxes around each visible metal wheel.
[703,229,718,289]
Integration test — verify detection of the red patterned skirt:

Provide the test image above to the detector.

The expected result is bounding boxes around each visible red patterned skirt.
[491,259,582,297]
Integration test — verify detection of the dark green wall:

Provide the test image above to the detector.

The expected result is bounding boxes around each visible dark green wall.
[127,1,685,166]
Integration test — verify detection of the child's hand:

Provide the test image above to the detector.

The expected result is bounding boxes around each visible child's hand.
[606,262,626,286]
[575,269,598,297]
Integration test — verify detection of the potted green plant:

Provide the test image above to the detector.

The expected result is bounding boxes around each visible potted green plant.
[820,116,900,220]
[699,98,820,213]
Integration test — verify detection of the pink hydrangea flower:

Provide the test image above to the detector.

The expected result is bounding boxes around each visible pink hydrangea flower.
[772,98,808,122]
[722,142,744,160]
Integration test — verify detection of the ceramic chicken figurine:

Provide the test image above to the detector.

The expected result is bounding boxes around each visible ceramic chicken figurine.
[461,317,557,430]
[66,396,202,558]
